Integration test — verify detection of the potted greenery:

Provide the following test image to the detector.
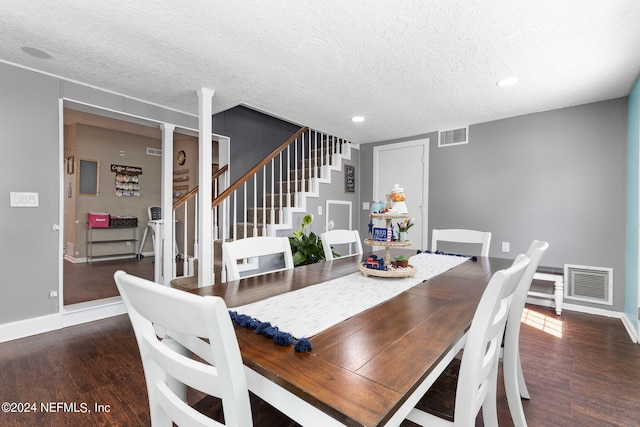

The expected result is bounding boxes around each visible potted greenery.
[289,214,326,266]
[393,255,409,268]
[396,217,414,242]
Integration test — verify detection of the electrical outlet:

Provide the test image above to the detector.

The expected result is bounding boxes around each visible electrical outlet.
[49,290,58,299]
[501,242,510,252]
[362,202,370,210]
[317,205,323,215]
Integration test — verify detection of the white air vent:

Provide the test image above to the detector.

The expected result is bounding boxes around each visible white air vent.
[564,264,613,305]
[146,147,162,156]
[438,126,468,147]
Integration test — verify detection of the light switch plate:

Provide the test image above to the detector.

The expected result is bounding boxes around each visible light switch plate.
[10,192,39,207]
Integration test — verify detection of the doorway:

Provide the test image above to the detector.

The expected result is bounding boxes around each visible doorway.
[373,138,429,249]
[62,104,164,307]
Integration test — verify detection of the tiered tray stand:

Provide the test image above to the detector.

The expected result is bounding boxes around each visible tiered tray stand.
[361,212,416,277]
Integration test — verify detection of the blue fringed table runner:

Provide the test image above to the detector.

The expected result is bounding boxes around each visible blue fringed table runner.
[230,253,468,347]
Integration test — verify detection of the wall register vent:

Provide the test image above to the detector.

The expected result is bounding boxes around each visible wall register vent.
[564,264,613,305]
[438,126,468,147]
[146,147,162,156]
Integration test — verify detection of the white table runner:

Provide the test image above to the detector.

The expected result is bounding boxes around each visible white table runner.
[231,252,468,339]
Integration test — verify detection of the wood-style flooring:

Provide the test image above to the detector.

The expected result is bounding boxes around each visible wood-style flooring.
[0,305,638,426]
[63,257,156,305]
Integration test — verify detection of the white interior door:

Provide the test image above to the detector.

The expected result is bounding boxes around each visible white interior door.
[373,139,429,250]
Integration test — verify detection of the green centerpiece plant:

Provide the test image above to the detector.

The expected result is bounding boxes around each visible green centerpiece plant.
[289,214,326,266]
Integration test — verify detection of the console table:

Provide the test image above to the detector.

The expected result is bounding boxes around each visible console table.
[86,223,138,263]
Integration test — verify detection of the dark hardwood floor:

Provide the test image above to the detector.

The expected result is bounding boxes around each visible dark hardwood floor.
[63,257,156,305]
[1,304,638,426]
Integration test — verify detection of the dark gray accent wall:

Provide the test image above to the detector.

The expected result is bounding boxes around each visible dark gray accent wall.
[0,61,197,324]
[362,98,628,311]
[213,106,301,182]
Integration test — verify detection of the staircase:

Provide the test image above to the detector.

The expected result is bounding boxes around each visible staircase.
[170,127,357,289]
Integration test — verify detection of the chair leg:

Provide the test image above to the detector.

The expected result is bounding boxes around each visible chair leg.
[517,351,530,399]
[504,351,528,427]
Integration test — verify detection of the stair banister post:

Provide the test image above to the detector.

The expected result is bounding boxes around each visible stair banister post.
[197,87,214,286]
[160,122,175,285]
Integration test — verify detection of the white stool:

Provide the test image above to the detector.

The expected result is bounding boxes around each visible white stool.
[528,272,564,315]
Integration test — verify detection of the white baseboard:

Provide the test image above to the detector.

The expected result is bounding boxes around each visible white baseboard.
[62,297,127,328]
[0,313,62,344]
[620,313,639,344]
[0,298,126,343]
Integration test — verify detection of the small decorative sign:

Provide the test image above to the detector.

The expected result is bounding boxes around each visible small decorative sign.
[373,227,392,242]
[111,164,142,175]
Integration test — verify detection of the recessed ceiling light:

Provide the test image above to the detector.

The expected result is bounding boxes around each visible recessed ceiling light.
[352,116,365,123]
[21,46,52,59]
[497,77,518,87]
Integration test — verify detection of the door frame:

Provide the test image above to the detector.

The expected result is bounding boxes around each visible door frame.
[373,138,429,249]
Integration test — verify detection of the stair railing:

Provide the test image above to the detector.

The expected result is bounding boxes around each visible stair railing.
[212,127,348,282]
[168,126,349,285]
[171,165,228,278]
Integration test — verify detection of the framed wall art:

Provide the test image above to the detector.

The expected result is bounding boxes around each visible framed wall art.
[344,164,355,193]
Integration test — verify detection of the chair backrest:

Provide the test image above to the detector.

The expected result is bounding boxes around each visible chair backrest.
[431,228,492,257]
[320,229,363,261]
[222,236,294,281]
[505,240,549,346]
[149,206,162,221]
[114,270,252,427]
[454,254,530,426]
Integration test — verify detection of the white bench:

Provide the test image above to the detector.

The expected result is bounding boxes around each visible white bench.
[528,272,564,315]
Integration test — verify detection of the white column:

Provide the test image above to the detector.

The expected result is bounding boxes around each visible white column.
[198,88,215,286]
[160,123,175,285]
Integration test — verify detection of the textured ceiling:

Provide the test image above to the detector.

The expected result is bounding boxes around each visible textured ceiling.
[1,1,639,144]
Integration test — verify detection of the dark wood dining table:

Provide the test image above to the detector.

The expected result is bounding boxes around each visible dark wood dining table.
[189,250,514,427]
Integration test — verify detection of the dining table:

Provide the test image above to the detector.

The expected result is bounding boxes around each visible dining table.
[189,249,515,427]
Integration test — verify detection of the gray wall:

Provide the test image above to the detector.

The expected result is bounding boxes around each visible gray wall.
[0,61,197,324]
[361,98,628,311]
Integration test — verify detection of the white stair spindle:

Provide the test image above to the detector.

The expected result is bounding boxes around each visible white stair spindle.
[270,159,275,233]
[253,174,258,237]
[243,181,247,239]
[262,167,267,237]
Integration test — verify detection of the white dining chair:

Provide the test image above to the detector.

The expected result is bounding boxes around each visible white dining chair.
[320,229,363,260]
[503,240,549,427]
[114,270,252,427]
[406,254,530,427]
[431,228,492,257]
[222,236,294,281]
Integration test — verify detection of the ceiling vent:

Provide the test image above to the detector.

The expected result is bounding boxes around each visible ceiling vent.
[438,126,468,147]
[564,264,613,305]
[146,147,162,156]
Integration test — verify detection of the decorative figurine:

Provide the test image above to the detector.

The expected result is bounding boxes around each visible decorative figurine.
[389,184,408,214]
